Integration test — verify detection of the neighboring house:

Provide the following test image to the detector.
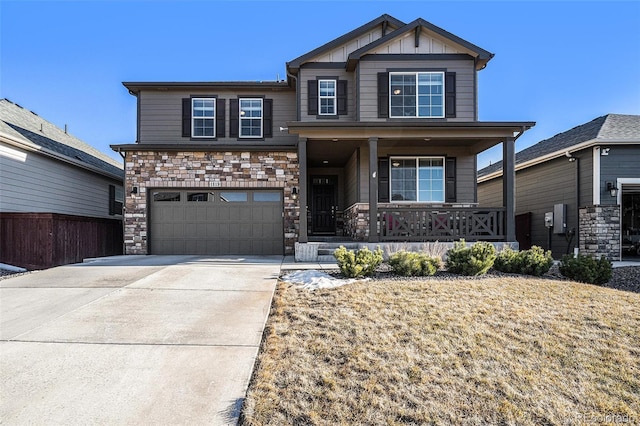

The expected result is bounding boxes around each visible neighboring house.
[0,99,124,269]
[478,114,640,261]
[112,14,534,260]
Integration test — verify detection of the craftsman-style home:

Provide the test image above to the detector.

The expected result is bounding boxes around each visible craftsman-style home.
[112,14,534,260]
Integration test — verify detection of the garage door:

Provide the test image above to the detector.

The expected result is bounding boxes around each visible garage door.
[149,189,283,255]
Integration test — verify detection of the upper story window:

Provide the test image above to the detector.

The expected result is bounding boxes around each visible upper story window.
[390,157,445,202]
[239,98,263,138]
[318,80,336,115]
[192,98,215,137]
[390,72,444,118]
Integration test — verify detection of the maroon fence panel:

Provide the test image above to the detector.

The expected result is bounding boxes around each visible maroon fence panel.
[0,213,123,270]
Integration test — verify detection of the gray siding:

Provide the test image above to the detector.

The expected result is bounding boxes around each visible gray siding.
[299,67,356,122]
[345,149,359,207]
[137,89,297,144]
[599,145,640,205]
[478,157,581,258]
[0,142,123,219]
[357,58,476,121]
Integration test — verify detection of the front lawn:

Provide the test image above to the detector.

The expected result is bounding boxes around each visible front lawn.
[242,276,640,425]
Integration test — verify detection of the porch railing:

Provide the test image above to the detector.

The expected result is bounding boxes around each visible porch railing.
[378,207,505,241]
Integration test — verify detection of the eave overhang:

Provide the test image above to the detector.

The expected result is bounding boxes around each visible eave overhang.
[1,131,123,181]
[287,121,534,154]
[123,81,292,95]
[478,138,640,183]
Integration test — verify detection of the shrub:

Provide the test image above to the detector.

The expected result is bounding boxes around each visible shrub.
[559,254,612,285]
[388,251,441,276]
[445,240,496,276]
[333,246,383,278]
[494,246,554,277]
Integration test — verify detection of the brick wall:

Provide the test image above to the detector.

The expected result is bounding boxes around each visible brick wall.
[124,150,299,254]
[579,205,621,261]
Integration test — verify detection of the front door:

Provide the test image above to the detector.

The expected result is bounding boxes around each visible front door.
[311,178,337,234]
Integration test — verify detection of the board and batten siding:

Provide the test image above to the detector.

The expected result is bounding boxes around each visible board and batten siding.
[0,142,123,219]
[357,57,476,122]
[299,68,356,122]
[599,145,640,205]
[137,89,297,144]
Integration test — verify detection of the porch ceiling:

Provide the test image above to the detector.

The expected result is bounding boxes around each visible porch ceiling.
[289,121,535,155]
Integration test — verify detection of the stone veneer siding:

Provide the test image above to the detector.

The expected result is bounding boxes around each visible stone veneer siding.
[124,150,299,255]
[579,205,621,261]
[344,203,370,241]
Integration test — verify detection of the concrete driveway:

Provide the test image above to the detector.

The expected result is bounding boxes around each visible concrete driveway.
[0,255,281,425]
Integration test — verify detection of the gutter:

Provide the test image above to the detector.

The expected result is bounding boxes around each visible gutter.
[478,138,640,183]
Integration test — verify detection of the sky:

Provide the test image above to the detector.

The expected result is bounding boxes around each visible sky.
[1,0,639,169]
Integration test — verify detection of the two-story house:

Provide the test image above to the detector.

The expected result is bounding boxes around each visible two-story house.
[112,14,534,260]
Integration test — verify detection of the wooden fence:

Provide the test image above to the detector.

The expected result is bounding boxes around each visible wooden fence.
[0,213,123,270]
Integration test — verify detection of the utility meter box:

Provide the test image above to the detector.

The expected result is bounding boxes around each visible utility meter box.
[544,212,554,228]
[553,203,567,234]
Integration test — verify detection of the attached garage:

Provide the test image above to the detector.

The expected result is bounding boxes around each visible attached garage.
[149,189,283,255]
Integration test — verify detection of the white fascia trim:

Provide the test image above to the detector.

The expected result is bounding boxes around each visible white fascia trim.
[0,133,123,181]
[478,138,640,183]
[593,146,601,205]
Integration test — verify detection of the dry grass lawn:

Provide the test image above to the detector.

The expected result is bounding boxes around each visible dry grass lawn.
[242,276,640,425]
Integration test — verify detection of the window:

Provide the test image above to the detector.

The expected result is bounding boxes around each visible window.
[220,192,248,202]
[153,192,181,202]
[187,192,213,202]
[390,72,444,118]
[318,79,336,115]
[239,98,263,138]
[390,157,444,202]
[192,98,215,138]
[253,192,281,202]
[109,184,123,215]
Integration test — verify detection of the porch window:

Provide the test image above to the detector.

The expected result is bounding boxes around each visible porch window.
[192,98,216,137]
[390,72,444,118]
[390,157,444,202]
[318,79,336,115]
[239,98,263,138]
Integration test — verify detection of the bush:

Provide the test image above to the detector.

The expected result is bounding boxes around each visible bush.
[333,246,383,278]
[494,246,554,277]
[388,251,441,276]
[445,240,496,276]
[559,254,612,285]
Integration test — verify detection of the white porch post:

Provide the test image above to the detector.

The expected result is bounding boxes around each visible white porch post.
[369,137,379,242]
[503,137,516,241]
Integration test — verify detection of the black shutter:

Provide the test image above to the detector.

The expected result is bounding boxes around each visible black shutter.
[216,98,225,138]
[377,72,389,118]
[445,72,456,118]
[445,157,456,202]
[229,98,239,138]
[108,184,116,215]
[378,158,390,202]
[307,80,318,115]
[263,99,273,138]
[182,98,191,137]
[337,80,347,115]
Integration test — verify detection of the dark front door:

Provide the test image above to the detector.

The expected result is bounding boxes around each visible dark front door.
[516,212,532,250]
[312,183,336,234]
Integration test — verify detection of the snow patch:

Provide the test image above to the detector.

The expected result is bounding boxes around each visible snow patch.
[281,270,367,290]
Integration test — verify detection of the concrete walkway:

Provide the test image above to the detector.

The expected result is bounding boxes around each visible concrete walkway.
[0,255,281,425]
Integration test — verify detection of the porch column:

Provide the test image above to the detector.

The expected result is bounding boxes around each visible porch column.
[503,137,516,241]
[368,137,379,242]
[298,137,308,243]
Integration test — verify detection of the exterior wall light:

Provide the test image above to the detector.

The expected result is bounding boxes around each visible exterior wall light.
[606,182,618,198]
[291,187,298,200]
[131,186,138,195]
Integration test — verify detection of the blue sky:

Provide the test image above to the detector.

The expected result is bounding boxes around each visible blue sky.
[1,1,639,168]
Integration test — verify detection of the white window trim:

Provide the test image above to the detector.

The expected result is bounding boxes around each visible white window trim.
[389,156,446,203]
[318,79,337,116]
[191,97,216,138]
[239,98,263,138]
[389,72,445,119]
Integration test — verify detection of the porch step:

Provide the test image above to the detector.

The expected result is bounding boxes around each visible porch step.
[317,242,359,256]
[317,255,338,263]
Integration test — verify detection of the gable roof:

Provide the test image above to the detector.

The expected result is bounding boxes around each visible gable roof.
[0,98,123,180]
[286,14,406,72]
[477,114,640,181]
[346,18,494,71]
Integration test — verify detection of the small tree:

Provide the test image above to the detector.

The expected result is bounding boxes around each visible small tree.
[333,246,383,278]
[445,240,496,276]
